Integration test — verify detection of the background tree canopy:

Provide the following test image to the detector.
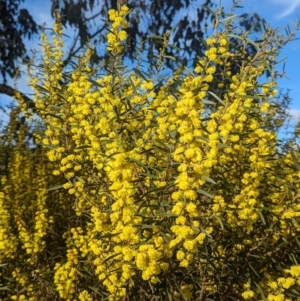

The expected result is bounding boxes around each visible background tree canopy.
[0,0,267,101]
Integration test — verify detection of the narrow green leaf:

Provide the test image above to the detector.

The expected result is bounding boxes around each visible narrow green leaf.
[163,55,176,61]
[160,232,171,243]
[45,113,64,122]
[202,99,216,105]
[208,91,225,106]
[148,35,164,40]
[100,18,112,26]
[292,218,299,228]
[213,214,224,230]
[156,213,178,217]
[165,129,178,135]
[202,4,216,16]
[249,263,260,278]
[289,253,298,265]
[128,158,147,168]
[0,286,11,291]
[254,281,267,301]
[133,68,148,81]
[258,209,266,225]
[167,44,181,51]
[246,38,259,49]
[141,224,154,229]
[75,176,86,184]
[219,15,238,23]
[197,189,214,199]
[291,150,300,170]
[75,145,92,150]
[88,286,103,296]
[140,173,159,180]
[202,175,216,184]
[88,79,102,87]
[291,289,300,296]
[128,75,138,95]
[37,143,58,149]
[102,252,121,264]
[184,66,194,76]
[228,33,259,49]
[47,184,64,192]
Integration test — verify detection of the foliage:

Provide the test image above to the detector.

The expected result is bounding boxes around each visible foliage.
[0,0,267,83]
[0,0,38,82]
[1,2,300,301]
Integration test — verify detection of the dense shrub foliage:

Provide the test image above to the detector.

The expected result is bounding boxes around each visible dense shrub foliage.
[1,3,300,301]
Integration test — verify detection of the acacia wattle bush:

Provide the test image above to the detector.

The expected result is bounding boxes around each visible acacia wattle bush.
[1,3,300,301]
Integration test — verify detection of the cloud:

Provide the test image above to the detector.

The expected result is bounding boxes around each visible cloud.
[269,0,300,18]
[288,109,300,120]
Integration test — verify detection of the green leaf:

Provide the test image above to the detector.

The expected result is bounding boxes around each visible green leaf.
[128,158,147,169]
[197,189,214,199]
[167,44,181,51]
[228,33,259,49]
[75,176,86,184]
[88,79,102,87]
[291,150,300,170]
[184,66,194,76]
[163,55,176,61]
[202,175,216,184]
[140,173,159,180]
[100,18,112,26]
[37,143,58,149]
[219,15,238,23]
[141,224,154,229]
[212,214,224,230]
[133,68,148,81]
[148,35,164,40]
[45,113,64,122]
[47,184,63,192]
[102,252,121,264]
[88,286,104,297]
[202,99,216,105]
[128,75,138,95]
[0,286,11,291]
[75,145,92,150]
[291,289,300,296]
[258,209,266,225]
[249,263,260,278]
[254,281,267,301]
[165,129,178,135]
[156,213,178,217]
[160,232,171,243]
[289,253,299,265]
[202,5,216,16]
[208,91,225,106]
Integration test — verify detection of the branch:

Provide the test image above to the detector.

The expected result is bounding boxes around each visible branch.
[63,23,107,68]
[0,83,35,111]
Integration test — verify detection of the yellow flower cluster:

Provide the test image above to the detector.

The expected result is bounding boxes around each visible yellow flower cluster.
[107,5,129,52]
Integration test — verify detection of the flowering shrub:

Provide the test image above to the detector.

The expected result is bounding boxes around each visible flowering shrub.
[1,2,300,301]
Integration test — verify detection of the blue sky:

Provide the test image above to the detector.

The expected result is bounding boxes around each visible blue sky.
[221,0,300,120]
[0,0,300,126]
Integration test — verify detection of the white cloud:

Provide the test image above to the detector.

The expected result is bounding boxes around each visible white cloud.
[288,108,300,120]
[269,0,300,18]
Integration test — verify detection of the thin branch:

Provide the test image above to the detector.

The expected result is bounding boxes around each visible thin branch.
[0,83,35,111]
[83,11,102,22]
[63,23,107,68]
